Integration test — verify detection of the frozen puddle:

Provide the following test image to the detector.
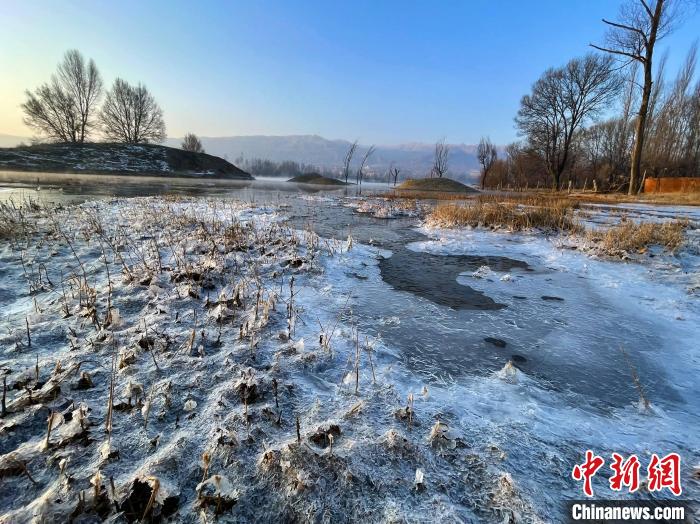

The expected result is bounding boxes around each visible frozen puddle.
[0,195,698,521]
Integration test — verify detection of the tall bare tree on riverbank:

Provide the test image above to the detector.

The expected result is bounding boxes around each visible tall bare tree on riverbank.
[477,137,498,189]
[356,145,375,189]
[389,163,401,186]
[21,50,103,143]
[342,140,358,184]
[591,0,680,194]
[100,79,166,144]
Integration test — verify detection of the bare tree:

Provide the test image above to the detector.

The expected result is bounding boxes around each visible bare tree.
[477,137,498,189]
[342,140,358,184]
[645,45,697,169]
[515,54,622,189]
[356,145,375,189]
[182,133,205,153]
[431,139,449,178]
[21,50,103,143]
[591,0,681,194]
[100,79,166,144]
[389,163,401,186]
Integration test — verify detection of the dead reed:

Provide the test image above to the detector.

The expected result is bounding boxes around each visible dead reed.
[427,196,581,232]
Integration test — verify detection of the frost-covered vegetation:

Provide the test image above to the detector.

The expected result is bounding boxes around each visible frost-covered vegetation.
[423,194,695,259]
[0,196,540,522]
[585,217,690,255]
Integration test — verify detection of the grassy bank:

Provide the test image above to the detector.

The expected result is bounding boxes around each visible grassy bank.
[501,189,700,207]
[426,196,581,232]
[586,218,689,254]
[425,194,692,256]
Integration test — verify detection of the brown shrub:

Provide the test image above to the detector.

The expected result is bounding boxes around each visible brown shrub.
[587,218,689,255]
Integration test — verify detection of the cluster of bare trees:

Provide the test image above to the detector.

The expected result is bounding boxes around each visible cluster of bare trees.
[515,54,623,189]
[493,0,698,193]
[341,137,452,186]
[22,50,166,145]
[239,157,336,178]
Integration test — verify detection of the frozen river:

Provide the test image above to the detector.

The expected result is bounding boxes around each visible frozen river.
[1,173,698,521]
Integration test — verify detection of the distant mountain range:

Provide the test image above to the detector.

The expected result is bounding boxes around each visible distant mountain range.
[164,135,482,181]
[0,133,483,181]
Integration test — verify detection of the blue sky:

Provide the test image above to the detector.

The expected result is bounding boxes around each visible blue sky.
[1,0,698,145]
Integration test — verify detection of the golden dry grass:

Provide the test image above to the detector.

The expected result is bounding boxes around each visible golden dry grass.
[508,189,700,207]
[579,192,700,206]
[427,196,581,232]
[428,195,691,255]
[382,187,700,206]
[586,218,689,254]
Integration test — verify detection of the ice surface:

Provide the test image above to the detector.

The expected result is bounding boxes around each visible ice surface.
[0,194,698,521]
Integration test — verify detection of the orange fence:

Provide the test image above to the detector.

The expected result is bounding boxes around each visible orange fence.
[643,177,700,193]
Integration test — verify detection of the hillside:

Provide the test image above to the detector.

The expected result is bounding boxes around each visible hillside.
[0,143,252,179]
[164,134,484,180]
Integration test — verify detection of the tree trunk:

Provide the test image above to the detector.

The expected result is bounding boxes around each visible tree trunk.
[628,0,663,195]
[550,167,560,191]
[629,69,652,194]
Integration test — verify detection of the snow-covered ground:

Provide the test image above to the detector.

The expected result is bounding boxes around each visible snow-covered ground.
[0,194,698,522]
[0,197,540,522]
[0,144,171,173]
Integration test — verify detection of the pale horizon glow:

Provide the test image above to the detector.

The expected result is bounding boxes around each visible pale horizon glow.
[1,0,699,146]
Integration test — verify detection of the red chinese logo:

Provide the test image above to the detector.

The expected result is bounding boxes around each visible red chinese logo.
[572,451,681,497]
[647,453,682,496]
[572,450,605,497]
[609,453,641,493]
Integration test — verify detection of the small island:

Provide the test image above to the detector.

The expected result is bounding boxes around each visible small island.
[287,173,346,185]
[396,177,478,193]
